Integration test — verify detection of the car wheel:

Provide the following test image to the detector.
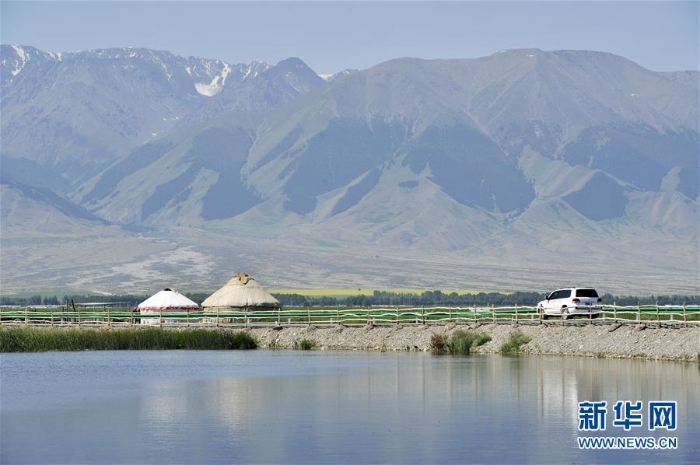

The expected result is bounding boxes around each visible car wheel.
[539,305,548,320]
[561,306,569,320]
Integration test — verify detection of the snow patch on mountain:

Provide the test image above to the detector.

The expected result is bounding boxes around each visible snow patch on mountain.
[185,60,271,96]
[194,63,231,96]
[185,62,231,97]
[5,45,30,77]
[11,45,27,64]
[1,45,61,84]
[244,61,271,79]
[323,69,359,82]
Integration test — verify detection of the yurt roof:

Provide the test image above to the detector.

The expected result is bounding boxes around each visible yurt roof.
[137,288,199,310]
[202,273,280,308]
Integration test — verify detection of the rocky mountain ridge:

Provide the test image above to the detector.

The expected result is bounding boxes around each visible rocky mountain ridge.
[1,45,698,295]
[0,45,325,188]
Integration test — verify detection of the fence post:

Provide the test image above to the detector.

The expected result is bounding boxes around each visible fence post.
[515,305,518,322]
[683,303,687,327]
[422,306,425,325]
[656,301,659,324]
[613,302,617,323]
[636,302,641,323]
[491,304,495,324]
[307,307,311,325]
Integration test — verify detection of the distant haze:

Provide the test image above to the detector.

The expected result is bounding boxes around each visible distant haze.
[1,1,698,75]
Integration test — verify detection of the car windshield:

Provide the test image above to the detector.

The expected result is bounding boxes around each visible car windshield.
[576,289,599,298]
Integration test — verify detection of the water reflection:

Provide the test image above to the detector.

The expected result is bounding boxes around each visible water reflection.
[1,351,698,464]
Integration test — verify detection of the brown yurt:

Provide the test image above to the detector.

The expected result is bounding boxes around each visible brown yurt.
[202,273,280,321]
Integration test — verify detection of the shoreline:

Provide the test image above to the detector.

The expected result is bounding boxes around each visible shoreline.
[2,323,698,362]
[247,323,700,362]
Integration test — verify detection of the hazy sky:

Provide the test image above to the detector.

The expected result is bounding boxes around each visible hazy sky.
[2,1,698,74]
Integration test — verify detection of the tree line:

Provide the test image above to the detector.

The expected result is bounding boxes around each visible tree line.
[1,291,698,307]
[271,291,699,307]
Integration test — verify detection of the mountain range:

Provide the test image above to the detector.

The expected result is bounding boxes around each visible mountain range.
[1,44,698,295]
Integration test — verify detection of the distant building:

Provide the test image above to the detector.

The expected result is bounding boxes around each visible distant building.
[138,288,199,325]
[202,273,280,322]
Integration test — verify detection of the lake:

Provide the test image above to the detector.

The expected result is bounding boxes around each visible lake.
[1,351,698,464]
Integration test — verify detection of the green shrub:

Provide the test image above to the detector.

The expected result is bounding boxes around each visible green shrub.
[446,330,475,355]
[229,331,257,350]
[472,332,492,348]
[298,338,316,350]
[500,330,531,355]
[443,330,492,355]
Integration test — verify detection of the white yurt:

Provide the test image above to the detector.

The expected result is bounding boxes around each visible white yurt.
[202,273,280,321]
[138,288,199,325]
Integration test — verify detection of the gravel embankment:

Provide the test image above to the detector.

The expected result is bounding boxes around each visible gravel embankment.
[247,323,700,362]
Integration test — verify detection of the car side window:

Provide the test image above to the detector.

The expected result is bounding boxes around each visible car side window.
[560,289,571,298]
[550,291,559,300]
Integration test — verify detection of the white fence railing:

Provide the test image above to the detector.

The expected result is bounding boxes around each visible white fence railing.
[1,305,699,328]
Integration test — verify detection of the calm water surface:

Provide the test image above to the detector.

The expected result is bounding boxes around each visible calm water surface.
[1,351,698,464]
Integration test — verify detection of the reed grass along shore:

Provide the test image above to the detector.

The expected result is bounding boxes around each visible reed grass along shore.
[0,327,257,352]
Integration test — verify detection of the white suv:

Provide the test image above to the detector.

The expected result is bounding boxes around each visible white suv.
[537,287,602,320]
